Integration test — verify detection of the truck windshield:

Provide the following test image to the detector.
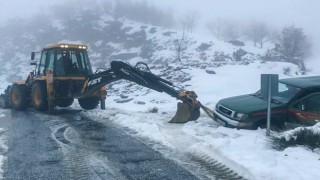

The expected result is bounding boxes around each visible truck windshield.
[253,82,301,104]
[273,83,301,103]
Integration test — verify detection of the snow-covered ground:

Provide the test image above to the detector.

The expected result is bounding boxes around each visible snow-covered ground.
[0,59,319,179]
[79,61,320,180]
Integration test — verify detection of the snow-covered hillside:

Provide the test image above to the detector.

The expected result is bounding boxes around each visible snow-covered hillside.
[0,2,319,179]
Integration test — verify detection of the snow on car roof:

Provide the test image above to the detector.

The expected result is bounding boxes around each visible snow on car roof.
[280,76,320,88]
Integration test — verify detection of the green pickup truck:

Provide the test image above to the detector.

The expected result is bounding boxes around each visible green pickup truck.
[213,76,320,130]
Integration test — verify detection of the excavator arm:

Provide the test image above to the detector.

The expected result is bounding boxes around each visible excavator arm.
[0,60,201,123]
[82,61,201,123]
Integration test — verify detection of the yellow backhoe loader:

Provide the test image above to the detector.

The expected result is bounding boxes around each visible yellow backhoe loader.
[0,43,201,123]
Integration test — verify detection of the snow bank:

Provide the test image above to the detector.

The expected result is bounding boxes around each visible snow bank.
[83,60,320,180]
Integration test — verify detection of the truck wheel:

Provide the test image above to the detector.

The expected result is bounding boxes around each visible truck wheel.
[255,119,285,131]
[10,84,28,110]
[32,82,48,111]
[78,97,99,110]
[55,98,74,107]
[253,120,266,130]
[249,122,260,130]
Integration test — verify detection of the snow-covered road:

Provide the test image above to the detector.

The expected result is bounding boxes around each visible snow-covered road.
[0,108,210,179]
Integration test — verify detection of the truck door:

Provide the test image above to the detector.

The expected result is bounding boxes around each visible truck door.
[288,93,320,126]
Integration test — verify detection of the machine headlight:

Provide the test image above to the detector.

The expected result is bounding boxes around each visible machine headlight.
[60,44,69,48]
[78,45,87,49]
[234,112,248,120]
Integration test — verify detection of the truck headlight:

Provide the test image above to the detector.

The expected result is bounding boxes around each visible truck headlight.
[234,112,247,120]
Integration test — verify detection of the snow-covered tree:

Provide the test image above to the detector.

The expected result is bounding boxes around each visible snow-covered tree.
[223,22,240,41]
[173,28,189,62]
[207,19,241,41]
[275,25,312,70]
[244,22,271,48]
[180,10,200,33]
[206,18,225,40]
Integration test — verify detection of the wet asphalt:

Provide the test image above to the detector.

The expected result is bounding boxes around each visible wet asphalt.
[0,109,200,180]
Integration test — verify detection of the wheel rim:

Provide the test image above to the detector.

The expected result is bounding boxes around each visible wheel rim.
[11,90,20,105]
[33,87,42,106]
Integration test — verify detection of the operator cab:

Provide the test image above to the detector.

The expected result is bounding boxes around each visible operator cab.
[34,43,93,77]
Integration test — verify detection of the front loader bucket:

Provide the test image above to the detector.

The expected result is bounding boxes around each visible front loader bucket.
[169,102,201,123]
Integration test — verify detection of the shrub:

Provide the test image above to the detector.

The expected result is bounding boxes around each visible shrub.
[270,123,320,151]
[232,49,247,61]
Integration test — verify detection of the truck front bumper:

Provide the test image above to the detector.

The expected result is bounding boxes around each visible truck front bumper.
[213,109,255,129]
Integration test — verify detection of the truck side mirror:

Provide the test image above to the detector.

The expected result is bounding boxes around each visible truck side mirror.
[31,52,35,60]
[30,62,37,66]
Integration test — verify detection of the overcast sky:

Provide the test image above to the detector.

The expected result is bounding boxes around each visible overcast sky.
[1,0,319,55]
[1,0,319,24]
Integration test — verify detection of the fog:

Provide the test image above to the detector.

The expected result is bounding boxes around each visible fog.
[0,0,319,56]
[0,0,59,23]
[154,0,320,56]
[1,0,319,27]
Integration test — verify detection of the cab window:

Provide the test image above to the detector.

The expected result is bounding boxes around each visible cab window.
[38,51,47,75]
[273,83,301,103]
[47,50,55,70]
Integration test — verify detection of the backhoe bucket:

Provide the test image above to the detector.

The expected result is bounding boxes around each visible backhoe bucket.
[169,102,201,123]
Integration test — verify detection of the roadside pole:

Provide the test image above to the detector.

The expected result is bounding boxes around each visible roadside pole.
[261,74,278,136]
[267,77,271,136]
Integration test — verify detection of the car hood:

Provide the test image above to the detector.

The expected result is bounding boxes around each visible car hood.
[218,94,284,114]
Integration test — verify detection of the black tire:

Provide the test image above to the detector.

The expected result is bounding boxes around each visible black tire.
[78,97,99,110]
[31,82,48,111]
[248,121,260,130]
[255,119,285,131]
[10,84,28,110]
[55,98,74,107]
[254,119,267,130]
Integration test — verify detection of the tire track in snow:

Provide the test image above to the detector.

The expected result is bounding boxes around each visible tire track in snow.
[51,123,127,180]
[158,124,254,180]
[51,124,90,179]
